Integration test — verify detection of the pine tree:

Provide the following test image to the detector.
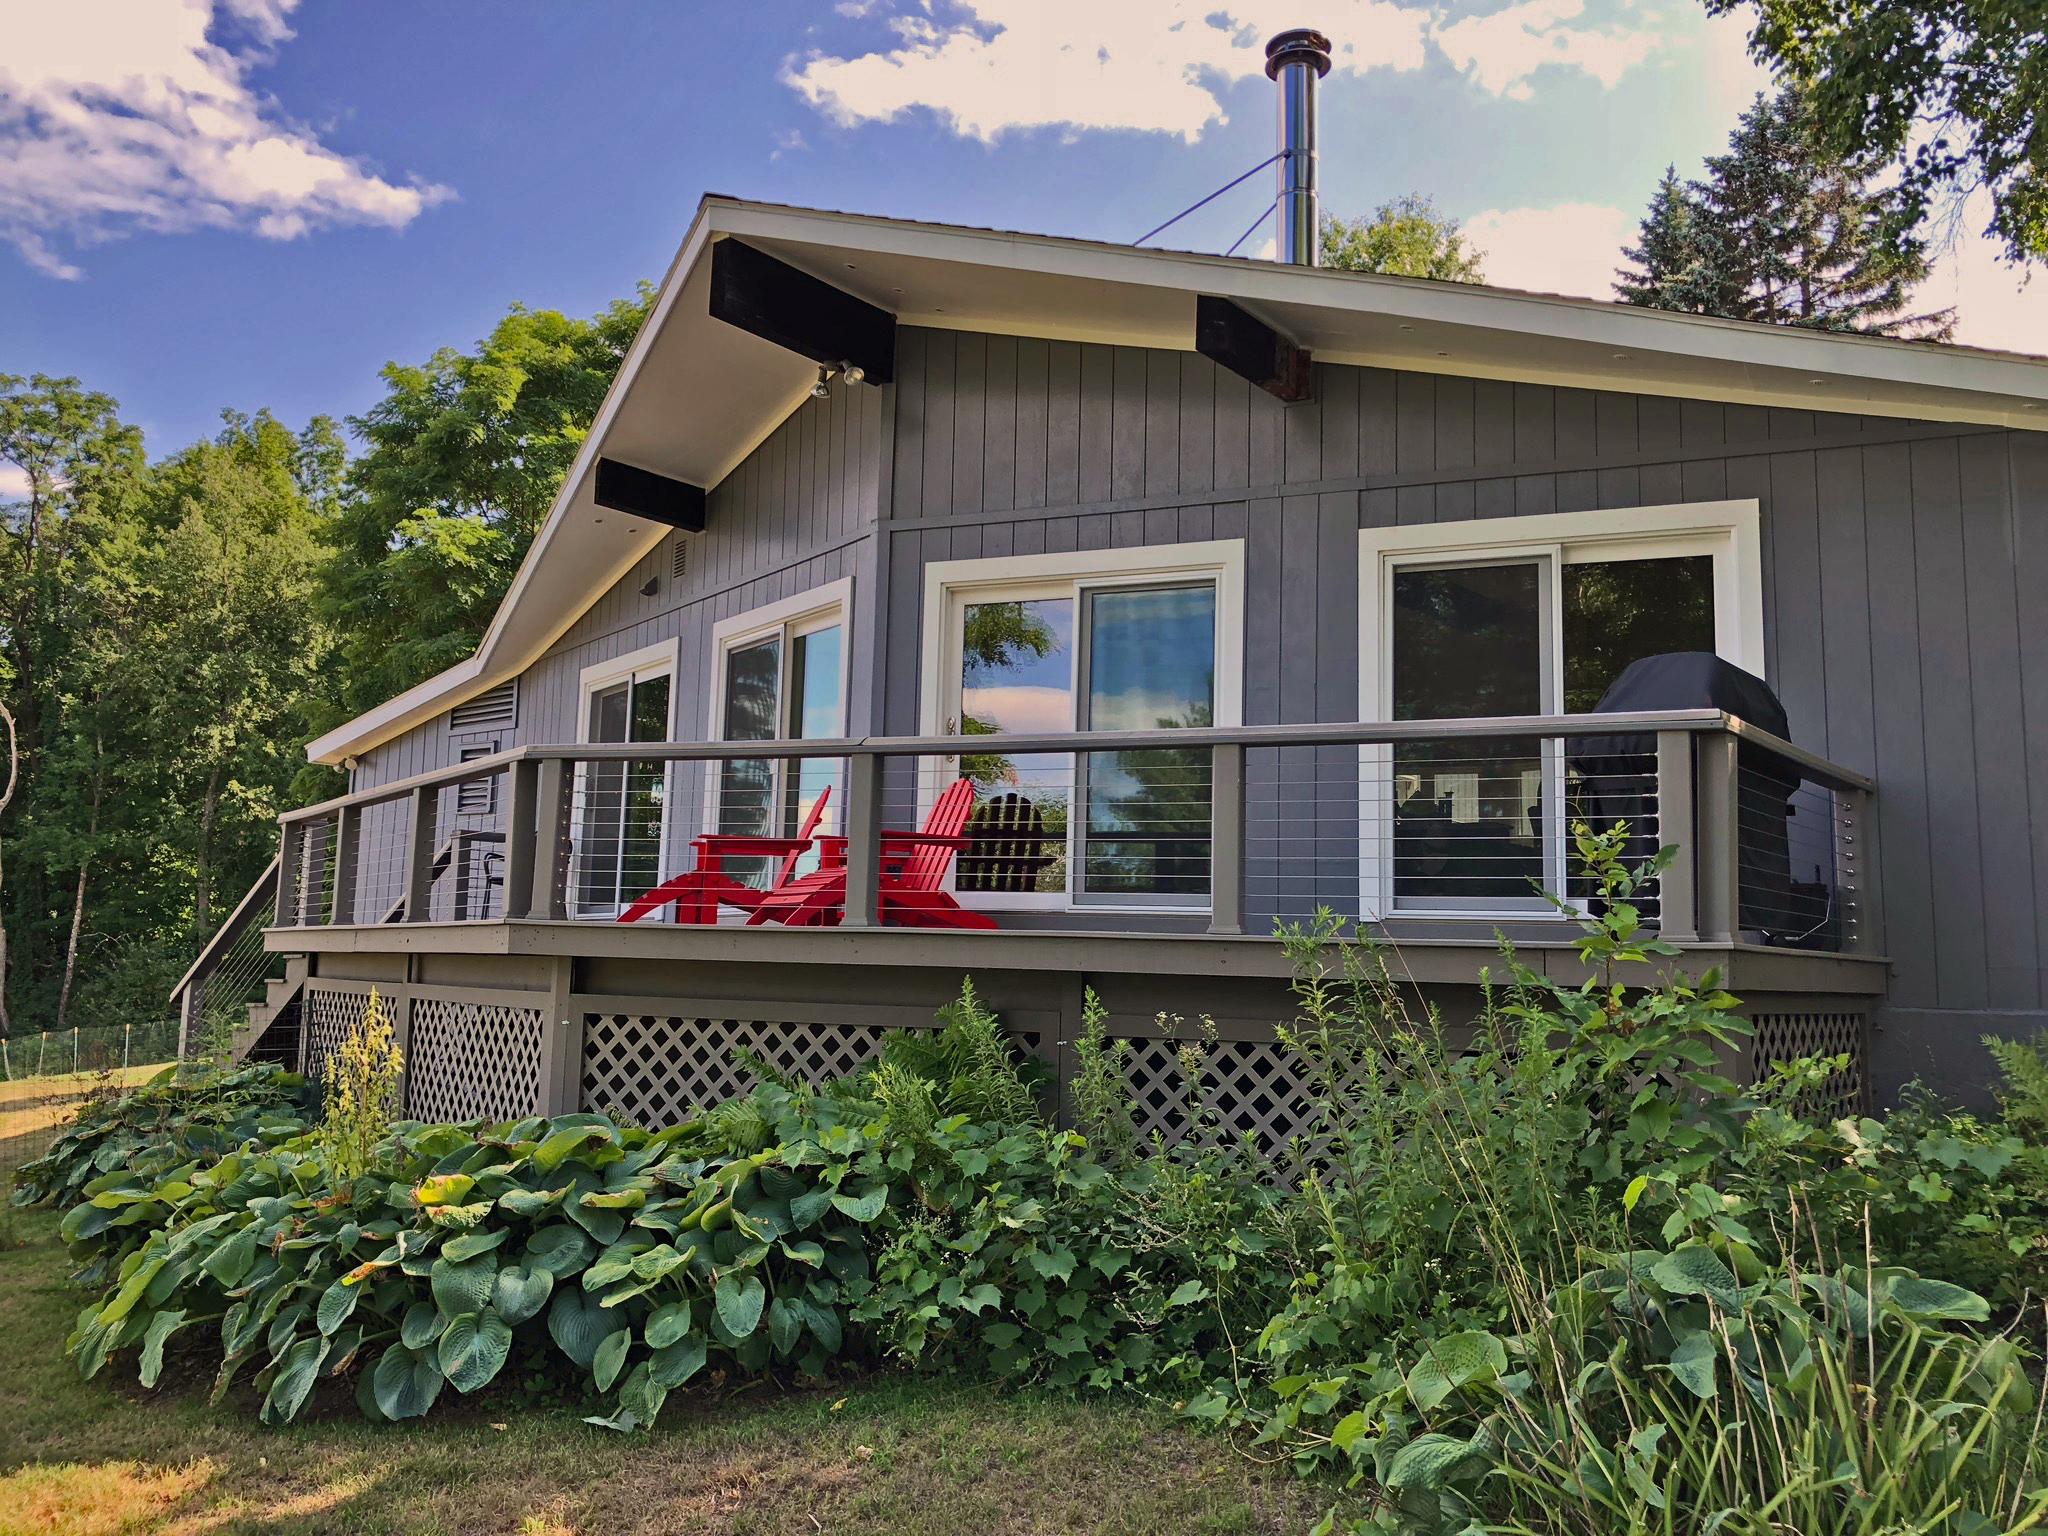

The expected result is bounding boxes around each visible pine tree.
[1614,167,1732,315]
[1615,88,1954,340]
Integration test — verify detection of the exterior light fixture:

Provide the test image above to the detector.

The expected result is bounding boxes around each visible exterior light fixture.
[811,364,832,399]
[841,360,866,386]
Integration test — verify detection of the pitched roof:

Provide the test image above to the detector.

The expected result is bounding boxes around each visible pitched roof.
[307,195,2048,764]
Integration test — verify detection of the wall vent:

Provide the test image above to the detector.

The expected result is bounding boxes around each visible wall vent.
[671,535,689,583]
[450,679,518,732]
[455,742,499,816]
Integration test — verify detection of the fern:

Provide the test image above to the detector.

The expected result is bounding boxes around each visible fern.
[1987,1030,2048,1143]
[876,975,1045,1124]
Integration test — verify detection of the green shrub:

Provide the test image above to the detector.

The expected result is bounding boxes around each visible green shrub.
[65,1102,887,1429]
[11,1061,309,1276]
[31,876,2048,1536]
[1315,1238,2046,1536]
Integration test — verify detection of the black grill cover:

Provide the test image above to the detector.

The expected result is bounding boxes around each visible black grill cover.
[1571,651,1796,933]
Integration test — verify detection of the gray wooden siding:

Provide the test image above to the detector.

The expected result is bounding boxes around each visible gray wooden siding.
[354,381,885,793]
[335,320,2048,1102]
[883,327,2048,1098]
[346,380,884,914]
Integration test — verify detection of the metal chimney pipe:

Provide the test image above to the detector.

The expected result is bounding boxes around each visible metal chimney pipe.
[1265,29,1332,266]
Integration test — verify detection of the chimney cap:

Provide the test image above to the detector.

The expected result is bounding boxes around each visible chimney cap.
[1264,28,1332,80]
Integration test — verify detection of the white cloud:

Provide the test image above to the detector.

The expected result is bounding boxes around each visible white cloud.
[1464,201,1638,299]
[0,0,451,278]
[963,685,1072,734]
[786,0,1674,141]
[786,1,1433,143]
[1435,0,1657,101]
[0,464,31,500]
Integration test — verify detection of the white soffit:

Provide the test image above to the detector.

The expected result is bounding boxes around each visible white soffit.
[308,197,2048,764]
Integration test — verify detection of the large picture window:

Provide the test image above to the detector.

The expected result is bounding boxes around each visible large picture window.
[1361,502,1761,917]
[924,543,1243,911]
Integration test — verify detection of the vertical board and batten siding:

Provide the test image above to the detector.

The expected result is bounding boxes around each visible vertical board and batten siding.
[345,381,885,915]
[330,318,2047,1105]
[882,326,2048,1103]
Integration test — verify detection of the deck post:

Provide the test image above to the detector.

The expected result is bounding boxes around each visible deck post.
[1208,742,1246,936]
[403,787,437,923]
[275,821,303,928]
[843,752,882,928]
[536,955,580,1116]
[1654,731,1698,943]
[1835,784,1879,955]
[331,805,360,926]
[503,760,539,920]
[531,757,572,921]
[1694,730,1740,944]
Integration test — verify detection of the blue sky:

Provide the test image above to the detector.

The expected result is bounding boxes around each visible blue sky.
[2,0,2039,469]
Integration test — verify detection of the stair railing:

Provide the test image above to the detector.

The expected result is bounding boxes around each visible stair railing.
[168,857,289,1060]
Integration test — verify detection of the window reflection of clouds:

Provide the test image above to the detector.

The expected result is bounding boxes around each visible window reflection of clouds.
[1086,587,1215,729]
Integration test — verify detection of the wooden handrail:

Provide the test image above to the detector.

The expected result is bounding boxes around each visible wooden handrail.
[276,709,1872,825]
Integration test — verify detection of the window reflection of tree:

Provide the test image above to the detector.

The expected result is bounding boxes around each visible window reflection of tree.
[958,599,1063,785]
[1086,703,1214,896]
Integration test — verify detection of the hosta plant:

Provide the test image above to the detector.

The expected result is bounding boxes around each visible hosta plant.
[12,1062,309,1270]
[66,1105,896,1430]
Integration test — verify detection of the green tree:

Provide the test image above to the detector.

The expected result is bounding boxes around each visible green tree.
[1320,195,1485,281]
[322,290,653,718]
[1613,166,1735,315]
[137,412,342,935]
[0,376,148,1038]
[1617,88,1954,338]
[1705,0,2047,265]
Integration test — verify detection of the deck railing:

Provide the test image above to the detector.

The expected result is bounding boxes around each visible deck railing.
[272,712,1875,954]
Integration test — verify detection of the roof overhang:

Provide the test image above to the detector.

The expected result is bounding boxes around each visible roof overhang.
[308,196,2048,765]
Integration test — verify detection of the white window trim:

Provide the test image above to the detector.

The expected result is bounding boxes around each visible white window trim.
[577,639,681,734]
[702,577,854,857]
[920,540,1245,914]
[572,638,680,916]
[704,577,855,741]
[1356,499,1763,921]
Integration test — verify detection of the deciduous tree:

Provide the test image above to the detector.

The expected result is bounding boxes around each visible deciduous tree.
[1705,0,2047,265]
[1320,195,1485,281]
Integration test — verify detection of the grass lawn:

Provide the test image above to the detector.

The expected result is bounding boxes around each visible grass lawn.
[0,1212,1345,1536]
[0,1067,170,1180]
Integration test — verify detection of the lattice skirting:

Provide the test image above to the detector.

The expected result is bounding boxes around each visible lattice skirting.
[299,986,373,1083]
[1108,1031,1328,1156]
[1751,1010,1870,1115]
[406,998,545,1124]
[581,1014,900,1126]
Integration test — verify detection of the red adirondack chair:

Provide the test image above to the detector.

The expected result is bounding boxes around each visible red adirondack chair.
[744,776,997,930]
[616,786,832,924]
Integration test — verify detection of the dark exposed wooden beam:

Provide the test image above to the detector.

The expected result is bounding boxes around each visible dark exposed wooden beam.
[594,458,706,533]
[1195,294,1311,403]
[709,238,896,385]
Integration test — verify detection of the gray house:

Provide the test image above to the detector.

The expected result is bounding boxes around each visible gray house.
[179,182,2048,1137]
